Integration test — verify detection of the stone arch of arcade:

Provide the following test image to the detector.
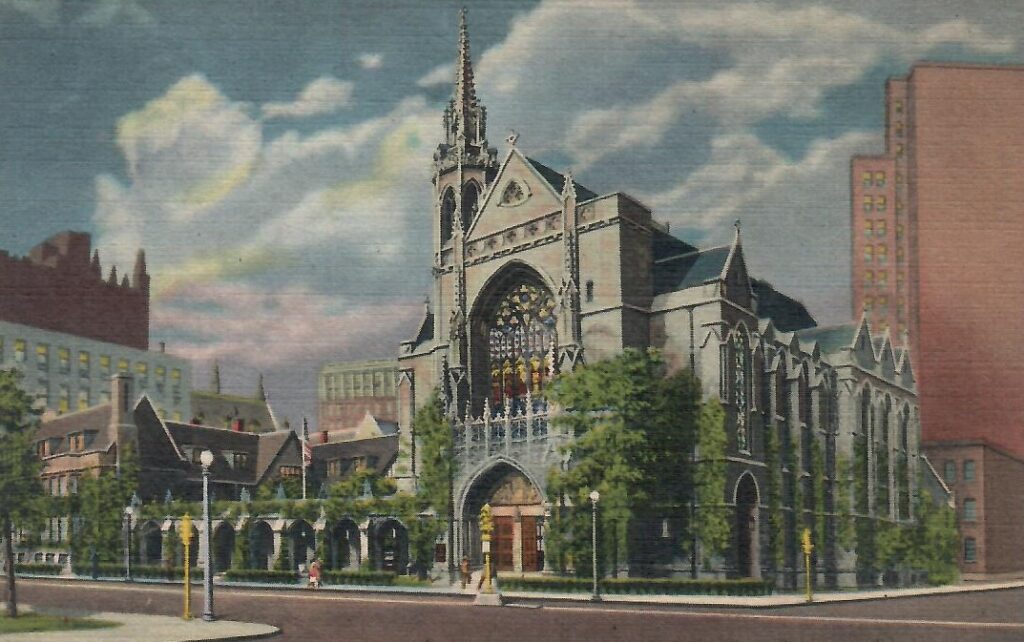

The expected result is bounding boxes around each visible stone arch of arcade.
[457,458,547,572]
[468,262,558,417]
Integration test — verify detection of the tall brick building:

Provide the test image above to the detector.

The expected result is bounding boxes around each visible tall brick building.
[851,63,1024,577]
[0,231,150,350]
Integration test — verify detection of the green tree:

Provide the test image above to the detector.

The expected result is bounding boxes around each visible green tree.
[410,394,452,518]
[74,447,139,568]
[0,369,43,617]
[764,422,785,570]
[906,488,959,585]
[546,349,702,576]
[232,520,251,570]
[694,397,730,566]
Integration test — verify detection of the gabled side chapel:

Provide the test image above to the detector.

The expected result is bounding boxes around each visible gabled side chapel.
[396,11,922,587]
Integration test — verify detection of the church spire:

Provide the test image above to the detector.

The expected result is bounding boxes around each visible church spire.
[436,8,495,172]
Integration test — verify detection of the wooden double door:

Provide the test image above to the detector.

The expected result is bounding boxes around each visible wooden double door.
[492,515,541,572]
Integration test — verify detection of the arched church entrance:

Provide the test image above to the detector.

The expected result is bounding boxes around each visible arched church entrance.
[735,473,761,579]
[463,462,544,573]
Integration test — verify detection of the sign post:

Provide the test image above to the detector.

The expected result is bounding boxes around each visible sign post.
[181,514,193,620]
[801,527,814,603]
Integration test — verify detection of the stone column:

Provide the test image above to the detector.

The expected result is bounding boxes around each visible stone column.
[512,509,523,573]
[359,520,371,569]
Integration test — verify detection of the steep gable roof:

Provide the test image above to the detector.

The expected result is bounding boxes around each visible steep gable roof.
[795,323,858,355]
[36,404,111,446]
[653,245,731,295]
[751,279,816,331]
[311,434,399,477]
[190,390,278,433]
[524,157,598,201]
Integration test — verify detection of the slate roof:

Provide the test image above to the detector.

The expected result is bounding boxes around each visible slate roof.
[253,430,297,484]
[164,421,261,483]
[35,405,111,445]
[652,245,731,295]
[795,324,857,355]
[412,309,434,348]
[751,279,817,332]
[190,391,277,433]
[525,157,598,200]
[652,230,698,262]
[311,434,399,478]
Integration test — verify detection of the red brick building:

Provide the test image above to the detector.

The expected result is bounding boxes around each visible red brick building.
[318,359,397,438]
[0,231,150,350]
[853,63,1024,577]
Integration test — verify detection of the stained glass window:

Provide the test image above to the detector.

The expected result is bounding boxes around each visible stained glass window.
[734,333,749,451]
[487,283,557,408]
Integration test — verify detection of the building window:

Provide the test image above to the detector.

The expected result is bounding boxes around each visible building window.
[963,460,976,481]
[864,245,874,263]
[117,358,129,373]
[876,244,888,264]
[100,355,111,375]
[963,498,977,521]
[863,270,874,288]
[585,280,594,303]
[36,344,49,370]
[895,122,904,137]
[864,220,873,237]
[862,171,872,187]
[964,537,977,563]
[896,303,905,322]
[14,339,25,363]
[58,384,70,413]
[327,459,342,477]
[875,219,886,237]
[863,295,874,312]
[58,348,70,374]
[38,379,49,405]
[874,171,885,187]
[896,247,904,264]
[155,365,165,394]
[280,466,301,478]
[78,351,90,377]
[234,452,250,469]
[894,100,903,114]
[895,171,903,184]
[877,295,888,316]
[68,432,84,452]
[895,201,903,216]
[895,224,904,241]
[874,196,887,212]
[896,272,905,292]
[876,271,888,288]
[944,460,956,483]
[862,196,873,213]
[136,362,148,387]
[172,411,182,421]
[77,388,90,411]
[896,143,904,157]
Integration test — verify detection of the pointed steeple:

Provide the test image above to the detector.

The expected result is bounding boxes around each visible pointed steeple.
[210,361,221,394]
[91,250,101,279]
[107,265,118,286]
[436,8,495,173]
[256,373,267,401]
[132,249,149,291]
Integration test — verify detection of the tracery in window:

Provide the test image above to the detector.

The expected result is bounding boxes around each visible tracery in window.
[499,180,527,206]
[733,333,749,451]
[487,283,557,409]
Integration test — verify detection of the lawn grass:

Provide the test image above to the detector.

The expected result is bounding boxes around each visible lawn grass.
[0,612,120,634]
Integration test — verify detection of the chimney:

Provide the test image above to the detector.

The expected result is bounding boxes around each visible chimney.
[321,430,329,444]
[159,341,166,353]
[109,373,137,472]
[232,418,244,432]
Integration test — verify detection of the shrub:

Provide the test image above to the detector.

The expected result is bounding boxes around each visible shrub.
[223,569,299,584]
[497,576,774,596]
[322,570,397,586]
[15,563,62,576]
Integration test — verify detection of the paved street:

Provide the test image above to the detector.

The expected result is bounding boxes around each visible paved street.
[15,579,1024,642]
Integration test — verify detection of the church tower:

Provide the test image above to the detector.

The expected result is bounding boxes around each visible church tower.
[432,8,497,417]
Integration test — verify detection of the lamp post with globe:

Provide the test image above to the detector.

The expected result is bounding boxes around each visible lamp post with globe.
[589,489,601,602]
[199,449,216,622]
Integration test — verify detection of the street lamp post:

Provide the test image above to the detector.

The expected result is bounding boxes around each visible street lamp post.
[589,489,601,602]
[443,444,456,586]
[200,449,216,622]
[123,505,135,582]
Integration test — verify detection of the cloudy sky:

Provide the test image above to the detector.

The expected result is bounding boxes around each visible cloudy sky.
[0,0,1020,428]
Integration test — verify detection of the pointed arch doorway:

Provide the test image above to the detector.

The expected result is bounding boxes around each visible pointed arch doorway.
[735,473,761,579]
[462,462,545,572]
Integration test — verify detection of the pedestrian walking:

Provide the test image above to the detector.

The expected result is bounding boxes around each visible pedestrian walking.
[308,558,322,589]
[459,556,470,589]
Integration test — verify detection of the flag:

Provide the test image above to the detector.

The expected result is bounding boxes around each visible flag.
[302,418,312,467]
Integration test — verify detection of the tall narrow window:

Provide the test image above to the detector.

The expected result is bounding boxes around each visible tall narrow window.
[734,333,749,452]
[875,195,887,212]
[963,498,977,521]
[863,270,874,288]
[862,196,873,213]
[487,282,557,409]
[864,220,873,237]
[440,187,456,244]
[964,460,976,481]
[874,171,885,187]
[585,280,594,303]
[964,537,977,563]
[864,245,874,263]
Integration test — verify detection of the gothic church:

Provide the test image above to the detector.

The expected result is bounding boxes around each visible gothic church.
[396,12,921,587]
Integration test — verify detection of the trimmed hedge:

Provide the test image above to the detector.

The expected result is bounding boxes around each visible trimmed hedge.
[322,570,397,586]
[73,563,187,580]
[224,569,300,584]
[15,563,62,576]
[498,576,774,596]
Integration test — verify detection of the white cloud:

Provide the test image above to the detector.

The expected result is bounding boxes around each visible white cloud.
[417,62,453,88]
[357,52,383,70]
[261,76,354,119]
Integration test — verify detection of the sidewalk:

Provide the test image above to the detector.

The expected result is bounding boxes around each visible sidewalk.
[0,608,278,642]
[502,579,1024,608]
